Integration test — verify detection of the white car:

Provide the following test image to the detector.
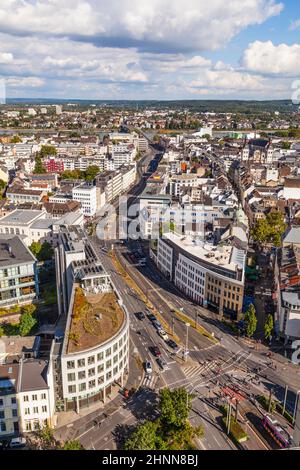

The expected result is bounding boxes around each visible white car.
[10,437,26,448]
[158,329,169,341]
[145,361,153,374]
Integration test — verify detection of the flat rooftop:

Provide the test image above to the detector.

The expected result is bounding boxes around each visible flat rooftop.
[66,289,125,354]
[163,232,245,273]
[0,234,36,267]
[0,209,44,226]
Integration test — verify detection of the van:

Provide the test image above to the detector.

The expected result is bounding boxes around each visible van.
[10,437,26,448]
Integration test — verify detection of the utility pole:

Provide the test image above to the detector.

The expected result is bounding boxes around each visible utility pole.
[282,384,288,416]
[184,322,190,362]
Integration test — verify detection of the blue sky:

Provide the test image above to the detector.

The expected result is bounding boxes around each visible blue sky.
[0,0,300,100]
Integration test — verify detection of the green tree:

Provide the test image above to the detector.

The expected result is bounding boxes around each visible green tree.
[264,314,274,341]
[40,145,57,158]
[29,241,42,258]
[38,241,54,261]
[19,312,37,336]
[84,165,100,182]
[251,211,286,247]
[21,304,36,316]
[244,304,258,338]
[11,135,22,143]
[159,388,191,429]
[61,440,84,450]
[124,421,162,450]
[33,155,46,174]
[281,141,291,150]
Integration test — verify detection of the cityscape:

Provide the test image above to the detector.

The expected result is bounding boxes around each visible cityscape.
[0,0,300,457]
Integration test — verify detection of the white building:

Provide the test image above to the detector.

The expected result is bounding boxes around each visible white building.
[72,184,97,217]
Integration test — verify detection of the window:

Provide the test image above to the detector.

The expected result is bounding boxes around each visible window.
[23,395,29,402]
[32,394,38,401]
[78,371,86,380]
[11,397,16,405]
[25,421,32,431]
[113,355,118,364]
[113,343,118,353]
[106,371,112,381]
[88,368,95,377]
[97,352,104,361]
[88,380,96,389]
[0,411,4,419]
[33,407,38,414]
[0,421,6,432]
[68,385,76,394]
[67,373,76,382]
[106,348,111,357]
[24,408,30,415]
[41,393,46,400]
[98,376,104,385]
[88,356,95,365]
[0,399,3,406]
[77,359,85,368]
[67,361,75,369]
[106,359,112,369]
[42,406,47,413]
[12,409,18,417]
[97,364,104,374]
[79,383,86,392]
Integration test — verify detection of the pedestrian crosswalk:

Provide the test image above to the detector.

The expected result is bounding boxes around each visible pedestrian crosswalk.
[141,374,158,390]
[183,360,218,379]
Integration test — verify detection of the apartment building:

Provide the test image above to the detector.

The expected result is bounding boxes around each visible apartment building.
[6,188,46,204]
[155,232,245,320]
[0,234,39,308]
[0,359,55,439]
[72,184,97,217]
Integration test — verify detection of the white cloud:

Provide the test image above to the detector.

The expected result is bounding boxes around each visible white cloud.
[6,77,45,88]
[0,0,283,51]
[289,19,300,31]
[242,40,300,76]
[0,52,14,64]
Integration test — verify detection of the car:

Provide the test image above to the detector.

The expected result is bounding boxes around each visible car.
[167,339,179,350]
[148,314,157,322]
[144,361,153,374]
[153,320,162,330]
[158,329,169,341]
[9,437,26,448]
[157,358,168,370]
[150,346,161,357]
[135,311,145,320]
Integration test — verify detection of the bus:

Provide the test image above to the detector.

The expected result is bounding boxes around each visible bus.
[262,414,292,449]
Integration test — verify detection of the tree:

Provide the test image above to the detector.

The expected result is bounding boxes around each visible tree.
[61,440,84,450]
[251,210,286,247]
[264,314,274,341]
[244,304,258,338]
[29,241,42,258]
[84,165,100,182]
[33,155,46,174]
[159,388,191,429]
[0,325,4,337]
[40,145,57,158]
[281,141,291,150]
[21,304,36,316]
[124,421,163,450]
[39,241,54,261]
[19,312,37,336]
[10,135,22,143]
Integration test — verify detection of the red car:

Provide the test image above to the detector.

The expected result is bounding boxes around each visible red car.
[151,346,161,357]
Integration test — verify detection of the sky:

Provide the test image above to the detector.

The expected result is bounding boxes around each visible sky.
[0,0,300,100]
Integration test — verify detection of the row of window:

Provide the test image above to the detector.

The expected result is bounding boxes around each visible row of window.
[67,361,125,395]
[66,339,127,370]
[23,393,47,402]
[24,405,48,415]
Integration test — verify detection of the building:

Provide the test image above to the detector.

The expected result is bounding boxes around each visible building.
[6,188,46,205]
[0,359,55,439]
[72,184,97,217]
[154,232,245,320]
[0,234,39,308]
[138,137,149,152]
[53,227,129,412]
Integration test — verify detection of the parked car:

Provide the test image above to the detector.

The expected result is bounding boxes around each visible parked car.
[145,361,153,374]
[148,314,157,322]
[158,329,169,341]
[135,311,145,320]
[9,437,26,449]
[150,346,161,357]
[157,358,168,370]
[153,320,162,330]
[167,339,179,351]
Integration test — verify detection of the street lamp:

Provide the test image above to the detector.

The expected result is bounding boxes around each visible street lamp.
[184,322,190,362]
[292,390,300,425]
